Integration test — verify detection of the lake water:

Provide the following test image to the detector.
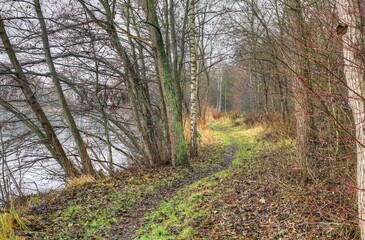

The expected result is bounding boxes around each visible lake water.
[0,110,130,203]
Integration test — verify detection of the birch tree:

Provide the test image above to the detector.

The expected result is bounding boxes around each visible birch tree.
[189,0,199,157]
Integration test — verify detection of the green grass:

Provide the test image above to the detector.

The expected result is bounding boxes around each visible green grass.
[135,121,267,239]
[23,118,276,240]
[136,172,228,240]
[26,121,237,239]
[28,170,189,239]
[29,196,42,205]
[231,125,266,167]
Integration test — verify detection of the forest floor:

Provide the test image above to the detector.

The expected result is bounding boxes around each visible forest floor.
[14,118,358,239]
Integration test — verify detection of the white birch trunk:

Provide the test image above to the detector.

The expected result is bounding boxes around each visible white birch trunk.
[189,0,198,157]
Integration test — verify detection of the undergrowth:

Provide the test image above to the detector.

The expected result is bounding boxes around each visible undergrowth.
[26,170,188,239]
[134,116,352,239]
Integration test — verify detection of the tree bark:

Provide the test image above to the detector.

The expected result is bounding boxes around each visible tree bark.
[189,0,199,157]
[336,0,365,237]
[0,16,79,178]
[284,0,311,182]
[144,0,189,167]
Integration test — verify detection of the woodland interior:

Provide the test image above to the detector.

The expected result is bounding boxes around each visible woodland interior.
[0,0,365,239]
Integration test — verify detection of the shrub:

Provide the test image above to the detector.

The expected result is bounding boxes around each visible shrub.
[212,112,224,120]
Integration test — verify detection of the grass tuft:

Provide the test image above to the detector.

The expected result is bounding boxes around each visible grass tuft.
[66,175,95,189]
[0,209,29,240]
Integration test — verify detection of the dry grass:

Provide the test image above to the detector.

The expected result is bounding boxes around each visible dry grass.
[0,208,28,240]
[184,108,227,146]
[66,175,95,189]
[184,119,216,147]
[198,121,216,146]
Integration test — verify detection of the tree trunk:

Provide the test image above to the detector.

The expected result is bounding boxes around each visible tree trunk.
[336,0,365,237]
[0,16,79,178]
[189,0,198,157]
[34,0,96,177]
[284,0,311,182]
[79,0,162,166]
[128,1,171,165]
[144,0,189,167]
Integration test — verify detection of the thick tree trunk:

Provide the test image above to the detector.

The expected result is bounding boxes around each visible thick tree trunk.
[0,16,79,178]
[128,2,171,165]
[144,0,189,167]
[34,0,96,177]
[336,0,365,237]
[284,0,311,181]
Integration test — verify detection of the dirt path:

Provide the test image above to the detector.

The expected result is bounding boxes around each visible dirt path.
[19,123,358,239]
[110,136,238,239]
[20,123,356,239]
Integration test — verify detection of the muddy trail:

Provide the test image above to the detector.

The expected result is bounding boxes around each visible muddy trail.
[112,134,237,239]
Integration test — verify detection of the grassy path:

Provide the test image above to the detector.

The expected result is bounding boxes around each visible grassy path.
[134,123,270,239]
[20,121,238,239]
[134,121,357,239]
[112,131,238,239]
[17,119,349,239]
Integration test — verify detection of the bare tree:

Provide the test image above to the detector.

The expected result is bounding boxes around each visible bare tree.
[336,0,365,237]
[0,16,79,178]
[34,0,96,177]
[143,0,189,167]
